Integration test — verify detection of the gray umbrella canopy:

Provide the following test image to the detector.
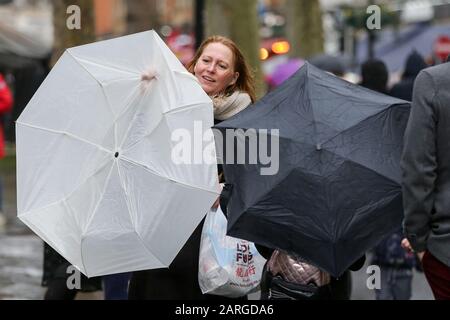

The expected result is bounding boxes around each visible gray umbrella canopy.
[214,63,410,277]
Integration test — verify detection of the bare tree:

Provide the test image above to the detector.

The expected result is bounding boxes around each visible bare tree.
[286,0,324,59]
[125,0,160,35]
[51,0,96,66]
[205,0,230,39]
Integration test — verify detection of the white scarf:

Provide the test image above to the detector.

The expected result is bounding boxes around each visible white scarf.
[212,91,251,121]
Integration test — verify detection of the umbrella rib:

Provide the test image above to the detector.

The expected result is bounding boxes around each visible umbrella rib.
[69,52,145,150]
[115,160,136,232]
[67,50,141,77]
[153,34,182,97]
[320,105,392,146]
[115,156,206,270]
[340,157,399,185]
[305,74,319,146]
[173,69,199,81]
[113,83,142,123]
[81,161,116,238]
[133,230,169,269]
[117,86,156,152]
[66,51,116,121]
[119,101,213,156]
[162,101,212,115]
[98,84,118,151]
[61,197,88,274]
[17,158,113,218]
[341,191,400,240]
[119,156,220,195]
[16,121,112,154]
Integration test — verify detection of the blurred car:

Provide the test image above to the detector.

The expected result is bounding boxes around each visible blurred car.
[166,31,195,67]
[260,37,290,61]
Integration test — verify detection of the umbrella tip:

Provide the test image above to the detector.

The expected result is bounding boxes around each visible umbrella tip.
[316,144,322,151]
[141,68,157,81]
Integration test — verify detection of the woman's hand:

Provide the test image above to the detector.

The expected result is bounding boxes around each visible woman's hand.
[211,183,224,210]
[416,251,425,262]
[401,238,413,252]
[401,238,425,262]
[211,197,220,210]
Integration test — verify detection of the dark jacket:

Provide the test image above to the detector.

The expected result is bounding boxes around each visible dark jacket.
[401,63,450,267]
[389,51,428,101]
[128,220,206,299]
[371,229,417,269]
[42,243,102,292]
[0,73,13,158]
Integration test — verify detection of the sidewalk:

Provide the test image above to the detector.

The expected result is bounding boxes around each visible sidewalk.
[0,231,45,299]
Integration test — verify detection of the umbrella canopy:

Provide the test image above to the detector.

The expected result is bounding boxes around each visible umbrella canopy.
[308,53,351,76]
[16,30,219,277]
[214,63,410,277]
[267,58,304,87]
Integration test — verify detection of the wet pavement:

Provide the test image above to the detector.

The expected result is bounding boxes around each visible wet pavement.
[0,154,46,300]
[350,253,434,300]
[0,231,45,300]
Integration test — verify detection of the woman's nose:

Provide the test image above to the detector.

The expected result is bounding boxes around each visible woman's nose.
[206,63,216,73]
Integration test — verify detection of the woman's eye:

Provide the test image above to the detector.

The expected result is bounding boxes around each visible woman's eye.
[219,64,227,69]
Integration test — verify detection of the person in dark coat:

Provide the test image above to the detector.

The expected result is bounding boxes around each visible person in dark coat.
[128,36,255,300]
[359,58,421,300]
[359,59,389,94]
[389,51,428,101]
[42,243,102,300]
[401,62,450,300]
[0,72,13,229]
[372,53,427,300]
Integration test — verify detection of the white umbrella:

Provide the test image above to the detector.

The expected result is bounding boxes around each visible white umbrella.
[16,30,219,277]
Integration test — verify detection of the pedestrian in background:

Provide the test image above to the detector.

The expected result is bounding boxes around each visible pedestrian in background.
[401,61,450,300]
[359,59,389,94]
[42,243,102,300]
[390,51,428,101]
[103,272,131,300]
[359,58,421,300]
[0,72,13,229]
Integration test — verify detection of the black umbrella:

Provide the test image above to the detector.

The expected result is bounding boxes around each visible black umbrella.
[308,53,351,76]
[213,63,410,277]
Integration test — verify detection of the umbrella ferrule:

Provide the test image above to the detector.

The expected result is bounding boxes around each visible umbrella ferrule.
[316,144,322,151]
[141,69,157,82]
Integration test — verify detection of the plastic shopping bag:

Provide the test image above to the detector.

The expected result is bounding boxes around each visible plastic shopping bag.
[198,207,266,298]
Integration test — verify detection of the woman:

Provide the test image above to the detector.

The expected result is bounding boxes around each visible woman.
[128,36,255,300]
[187,36,256,124]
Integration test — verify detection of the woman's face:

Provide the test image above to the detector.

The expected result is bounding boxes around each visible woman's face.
[193,42,239,96]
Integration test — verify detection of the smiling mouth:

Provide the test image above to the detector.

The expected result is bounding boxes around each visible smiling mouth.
[202,76,215,83]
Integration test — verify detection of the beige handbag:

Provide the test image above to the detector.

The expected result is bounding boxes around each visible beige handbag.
[267,250,330,287]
